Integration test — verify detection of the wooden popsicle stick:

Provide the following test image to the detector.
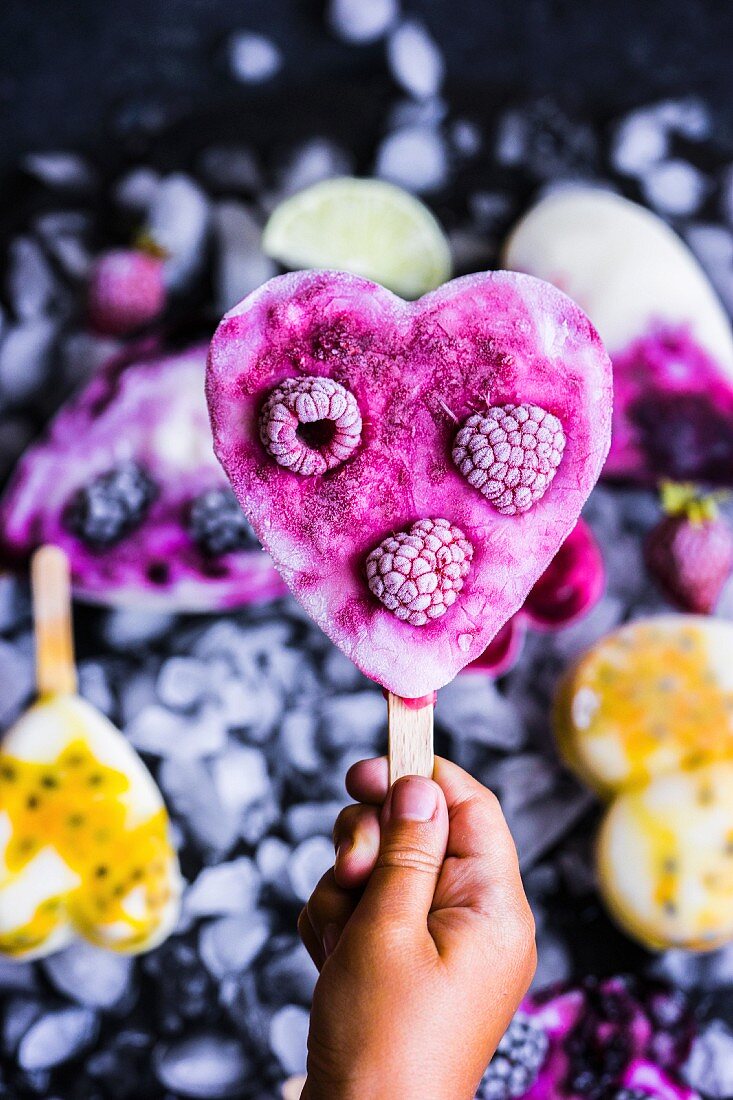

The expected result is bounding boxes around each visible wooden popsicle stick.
[387,693,434,784]
[31,545,77,698]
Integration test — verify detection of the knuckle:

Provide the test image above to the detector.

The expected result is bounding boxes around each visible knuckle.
[377,840,442,876]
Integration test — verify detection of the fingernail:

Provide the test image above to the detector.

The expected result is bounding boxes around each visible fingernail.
[388,776,439,822]
[322,923,340,958]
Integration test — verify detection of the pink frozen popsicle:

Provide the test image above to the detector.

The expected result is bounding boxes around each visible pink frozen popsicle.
[206,270,612,777]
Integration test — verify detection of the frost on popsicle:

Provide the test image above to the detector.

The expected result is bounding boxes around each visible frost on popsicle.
[0,343,285,611]
[207,270,611,696]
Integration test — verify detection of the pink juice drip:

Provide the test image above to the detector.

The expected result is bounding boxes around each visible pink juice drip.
[607,322,733,486]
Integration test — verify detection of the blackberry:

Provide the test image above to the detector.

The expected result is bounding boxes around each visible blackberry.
[64,463,157,548]
[476,1012,549,1099]
[188,487,258,556]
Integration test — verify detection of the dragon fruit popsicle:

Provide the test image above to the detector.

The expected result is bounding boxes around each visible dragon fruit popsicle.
[505,187,733,486]
[207,269,612,711]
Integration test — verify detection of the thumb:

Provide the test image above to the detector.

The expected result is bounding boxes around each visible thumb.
[354,775,449,933]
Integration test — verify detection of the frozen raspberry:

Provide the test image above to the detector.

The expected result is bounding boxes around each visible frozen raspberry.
[88,249,166,336]
[453,403,566,515]
[259,376,362,475]
[365,518,473,626]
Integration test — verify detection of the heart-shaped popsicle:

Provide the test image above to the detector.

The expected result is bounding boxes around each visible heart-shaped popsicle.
[504,187,733,486]
[207,269,612,706]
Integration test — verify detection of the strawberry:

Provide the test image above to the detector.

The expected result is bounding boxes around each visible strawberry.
[644,481,733,613]
[88,238,166,336]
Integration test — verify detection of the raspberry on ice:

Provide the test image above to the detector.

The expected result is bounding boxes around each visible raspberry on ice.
[453,403,566,515]
[259,375,362,475]
[365,518,473,626]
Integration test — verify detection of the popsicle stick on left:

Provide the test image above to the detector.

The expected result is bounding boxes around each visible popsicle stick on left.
[387,693,435,784]
[32,545,77,698]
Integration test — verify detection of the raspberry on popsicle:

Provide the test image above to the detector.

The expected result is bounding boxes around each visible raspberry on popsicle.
[206,269,612,780]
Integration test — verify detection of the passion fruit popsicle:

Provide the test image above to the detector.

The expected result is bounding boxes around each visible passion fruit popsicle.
[207,270,611,694]
[0,547,181,959]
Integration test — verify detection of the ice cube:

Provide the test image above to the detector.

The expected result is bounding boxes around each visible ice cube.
[199,912,271,979]
[184,857,259,917]
[103,608,175,649]
[0,956,38,994]
[23,152,95,191]
[320,691,385,750]
[213,201,277,313]
[375,124,448,193]
[450,119,482,157]
[7,237,59,320]
[229,32,282,83]
[552,596,626,662]
[491,754,559,814]
[321,648,365,691]
[641,159,708,217]
[211,743,271,816]
[113,166,160,210]
[198,145,263,192]
[256,837,291,885]
[61,330,121,388]
[0,638,33,726]
[657,97,711,139]
[260,941,317,1005]
[276,138,354,198]
[17,1007,98,1071]
[43,942,133,1010]
[531,929,571,990]
[2,996,43,1057]
[78,661,116,717]
[154,1032,250,1098]
[160,757,240,855]
[438,677,526,750]
[684,1021,733,1099]
[157,656,212,710]
[611,108,668,176]
[686,223,733,314]
[287,837,334,902]
[387,19,444,100]
[270,1005,309,1075]
[147,174,210,292]
[127,703,227,759]
[0,319,57,403]
[0,415,35,482]
[284,801,344,843]
[327,0,398,43]
[388,95,448,130]
[511,787,594,868]
[279,709,321,774]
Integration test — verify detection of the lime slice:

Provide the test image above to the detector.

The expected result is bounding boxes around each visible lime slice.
[262,177,452,299]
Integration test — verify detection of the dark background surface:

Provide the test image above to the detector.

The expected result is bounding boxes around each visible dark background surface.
[2,0,733,179]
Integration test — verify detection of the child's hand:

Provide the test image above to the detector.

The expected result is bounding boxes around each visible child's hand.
[298,756,537,1100]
